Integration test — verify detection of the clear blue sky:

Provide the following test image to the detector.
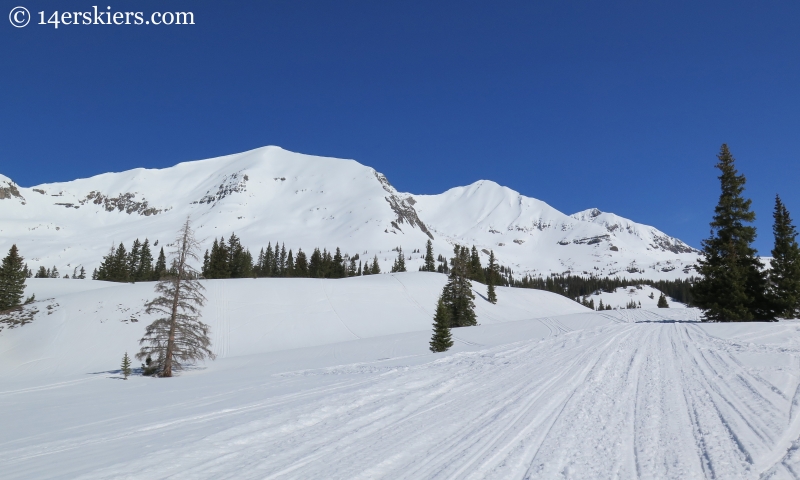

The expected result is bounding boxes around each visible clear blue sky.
[2,1,798,253]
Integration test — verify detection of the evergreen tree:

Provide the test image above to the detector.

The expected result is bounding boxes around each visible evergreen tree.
[309,248,322,278]
[371,255,381,274]
[423,240,436,272]
[347,256,357,277]
[120,352,132,379]
[137,219,215,377]
[127,239,142,280]
[0,245,27,310]
[429,295,454,352]
[153,247,167,281]
[135,239,153,281]
[35,265,48,278]
[333,248,345,278]
[112,243,129,282]
[487,250,498,304]
[657,293,669,308]
[768,195,800,318]
[391,247,407,273]
[442,246,477,327]
[598,299,605,310]
[278,243,287,276]
[295,249,309,277]
[264,243,275,277]
[205,238,228,279]
[693,144,769,321]
[50,266,59,278]
[78,266,86,280]
[286,250,295,277]
[202,249,210,277]
[469,246,485,283]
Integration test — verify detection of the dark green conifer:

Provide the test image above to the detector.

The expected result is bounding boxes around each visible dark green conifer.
[768,195,800,318]
[423,240,436,272]
[657,293,669,308]
[153,247,167,281]
[333,248,345,278]
[693,144,769,321]
[121,352,132,379]
[442,246,477,327]
[295,249,309,277]
[286,250,295,277]
[469,246,485,283]
[487,250,498,304]
[309,248,322,277]
[371,255,381,274]
[0,245,27,310]
[429,295,454,352]
[127,239,142,280]
[391,247,407,273]
[137,239,153,281]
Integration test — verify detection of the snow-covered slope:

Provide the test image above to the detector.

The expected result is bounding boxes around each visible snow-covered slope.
[0,146,698,279]
[0,273,589,379]
[2,273,799,479]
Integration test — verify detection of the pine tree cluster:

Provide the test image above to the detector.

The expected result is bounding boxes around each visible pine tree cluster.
[95,239,166,282]
[693,145,800,321]
[202,233,381,279]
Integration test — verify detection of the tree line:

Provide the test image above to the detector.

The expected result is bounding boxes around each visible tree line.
[201,233,383,279]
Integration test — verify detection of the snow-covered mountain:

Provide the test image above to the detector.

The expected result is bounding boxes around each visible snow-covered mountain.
[0,146,698,279]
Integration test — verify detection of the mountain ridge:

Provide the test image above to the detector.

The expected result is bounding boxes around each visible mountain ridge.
[0,146,699,280]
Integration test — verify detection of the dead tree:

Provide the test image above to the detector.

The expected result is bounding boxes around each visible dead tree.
[137,218,214,377]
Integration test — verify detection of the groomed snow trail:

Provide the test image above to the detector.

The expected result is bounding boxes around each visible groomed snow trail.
[5,319,799,479]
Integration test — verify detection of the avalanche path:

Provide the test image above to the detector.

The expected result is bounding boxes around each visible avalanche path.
[3,318,800,479]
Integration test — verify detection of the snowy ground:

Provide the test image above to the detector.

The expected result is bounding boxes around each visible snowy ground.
[2,275,800,479]
[585,284,690,310]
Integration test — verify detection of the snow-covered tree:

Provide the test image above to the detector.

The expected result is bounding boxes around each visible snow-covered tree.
[137,219,215,377]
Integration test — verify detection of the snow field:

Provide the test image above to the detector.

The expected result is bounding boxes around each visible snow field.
[2,274,800,479]
[0,273,588,379]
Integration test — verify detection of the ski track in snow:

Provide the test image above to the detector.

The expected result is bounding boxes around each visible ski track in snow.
[4,314,800,479]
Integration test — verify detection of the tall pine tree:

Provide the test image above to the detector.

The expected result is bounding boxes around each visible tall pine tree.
[0,245,27,310]
[769,195,800,318]
[429,295,454,352]
[487,250,498,304]
[153,247,167,281]
[422,240,436,272]
[693,144,770,321]
[442,246,477,327]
